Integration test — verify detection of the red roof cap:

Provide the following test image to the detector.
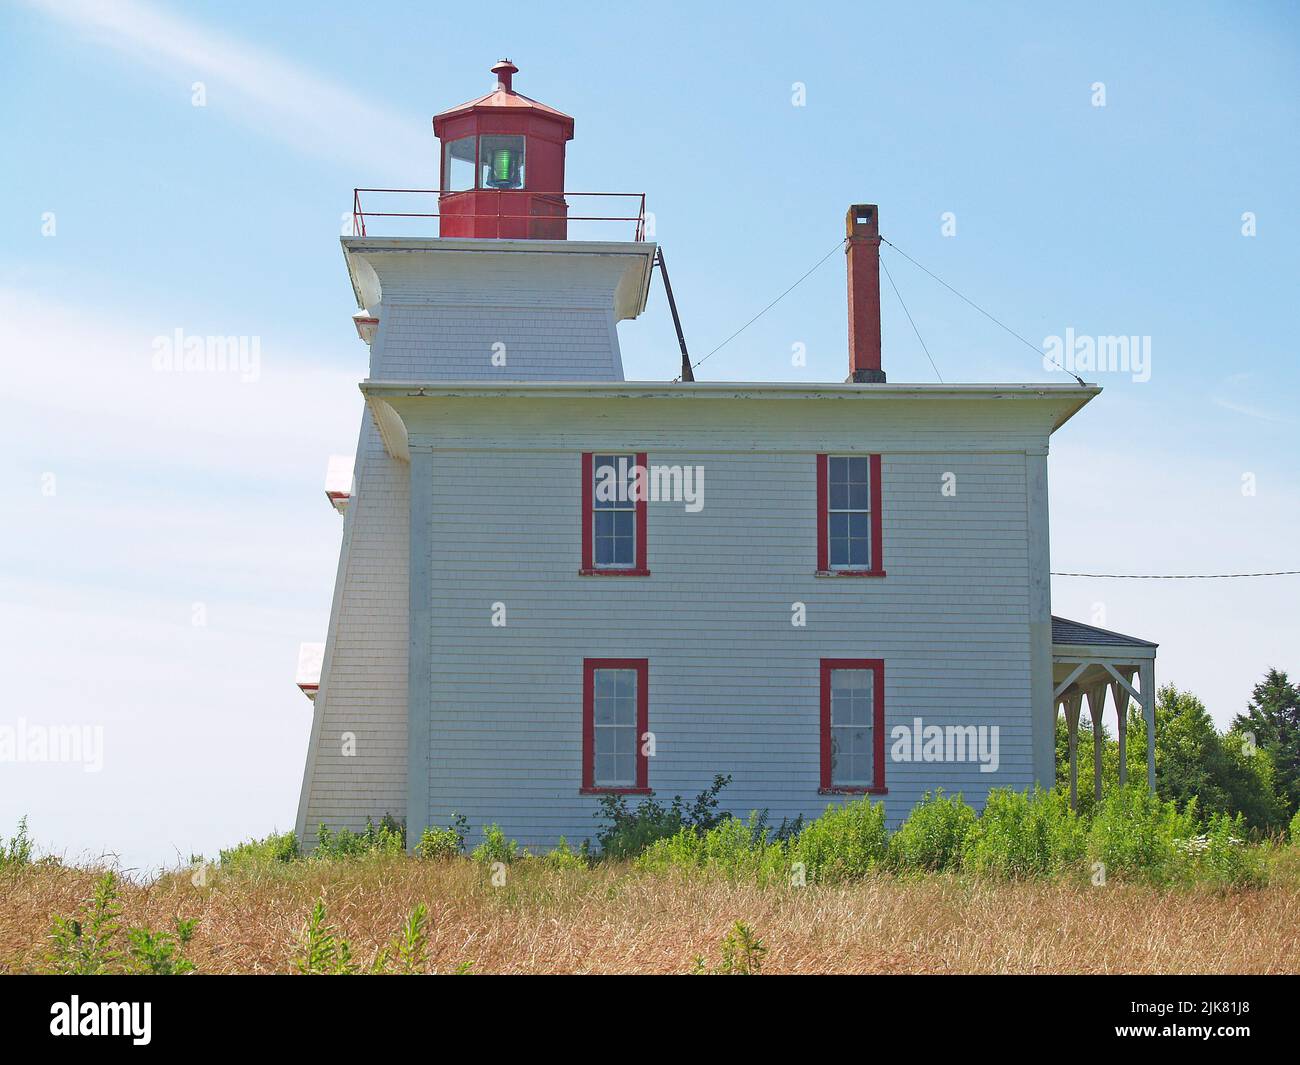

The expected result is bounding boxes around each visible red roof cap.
[433,59,574,134]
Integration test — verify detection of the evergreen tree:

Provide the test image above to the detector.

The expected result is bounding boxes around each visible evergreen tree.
[1232,668,1300,818]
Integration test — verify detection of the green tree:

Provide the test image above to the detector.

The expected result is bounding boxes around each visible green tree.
[1232,668,1300,818]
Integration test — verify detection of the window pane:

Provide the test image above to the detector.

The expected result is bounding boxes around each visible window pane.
[847,459,869,509]
[594,723,636,787]
[443,137,475,192]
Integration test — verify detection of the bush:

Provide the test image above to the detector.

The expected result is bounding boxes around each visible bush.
[691,921,767,975]
[962,787,1086,879]
[47,871,198,975]
[1086,784,1197,886]
[1291,809,1300,844]
[539,837,589,870]
[414,815,469,860]
[1176,812,1266,890]
[788,797,889,883]
[1,816,34,869]
[594,774,732,860]
[888,790,977,872]
[315,815,405,859]
[219,830,299,870]
[471,824,520,865]
[639,813,788,882]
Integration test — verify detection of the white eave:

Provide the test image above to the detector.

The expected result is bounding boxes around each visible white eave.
[341,236,658,321]
[359,379,1099,462]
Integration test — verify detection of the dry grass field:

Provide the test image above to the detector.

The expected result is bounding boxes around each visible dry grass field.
[4,855,1300,974]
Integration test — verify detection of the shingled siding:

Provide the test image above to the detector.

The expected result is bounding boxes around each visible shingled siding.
[417,444,1037,850]
[294,413,409,844]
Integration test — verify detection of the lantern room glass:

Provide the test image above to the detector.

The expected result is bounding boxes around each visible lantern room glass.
[443,137,476,192]
[478,135,525,190]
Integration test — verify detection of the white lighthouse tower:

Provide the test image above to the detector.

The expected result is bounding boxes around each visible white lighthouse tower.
[294,61,656,842]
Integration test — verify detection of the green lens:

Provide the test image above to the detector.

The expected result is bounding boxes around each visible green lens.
[492,149,514,184]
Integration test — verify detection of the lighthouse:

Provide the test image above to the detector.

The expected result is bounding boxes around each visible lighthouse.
[294,62,1136,855]
[295,62,656,842]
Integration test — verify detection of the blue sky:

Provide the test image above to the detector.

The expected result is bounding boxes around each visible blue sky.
[2,0,1297,871]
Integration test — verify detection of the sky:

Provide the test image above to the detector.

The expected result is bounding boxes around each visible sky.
[1,0,1297,872]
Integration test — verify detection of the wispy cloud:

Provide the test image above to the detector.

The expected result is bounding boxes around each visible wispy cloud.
[1213,397,1294,424]
[22,0,431,179]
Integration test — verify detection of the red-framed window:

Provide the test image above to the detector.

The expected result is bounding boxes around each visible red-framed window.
[819,658,886,794]
[816,454,884,575]
[581,452,649,576]
[582,658,650,794]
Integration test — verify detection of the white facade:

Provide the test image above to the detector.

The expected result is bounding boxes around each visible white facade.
[294,236,1096,849]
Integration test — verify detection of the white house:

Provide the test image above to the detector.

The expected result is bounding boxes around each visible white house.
[294,61,1157,849]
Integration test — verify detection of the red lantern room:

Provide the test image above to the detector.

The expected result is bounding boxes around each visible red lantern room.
[432,59,575,240]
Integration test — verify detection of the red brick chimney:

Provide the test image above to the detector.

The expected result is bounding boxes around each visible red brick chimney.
[846,204,886,383]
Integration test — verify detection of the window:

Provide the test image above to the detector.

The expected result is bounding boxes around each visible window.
[816,453,884,575]
[582,659,649,793]
[581,452,649,576]
[443,136,476,192]
[478,134,525,190]
[820,659,886,793]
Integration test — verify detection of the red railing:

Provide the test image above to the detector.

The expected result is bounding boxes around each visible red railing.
[351,189,647,241]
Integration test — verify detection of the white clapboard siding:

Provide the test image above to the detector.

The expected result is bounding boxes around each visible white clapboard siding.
[414,441,1038,850]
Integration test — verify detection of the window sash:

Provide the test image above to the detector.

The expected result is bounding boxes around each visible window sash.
[591,453,638,569]
[826,455,871,569]
[820,658,885,793]
[829,668,874,787]
[584,659,648,792]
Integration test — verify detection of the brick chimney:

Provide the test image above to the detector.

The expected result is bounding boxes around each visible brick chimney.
[846,204,886,383]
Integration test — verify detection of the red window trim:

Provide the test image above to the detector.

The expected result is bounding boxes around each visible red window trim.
[581,658,650,794]
[580,452,650,576]
[819,658,887,794]
[815,453,885,577]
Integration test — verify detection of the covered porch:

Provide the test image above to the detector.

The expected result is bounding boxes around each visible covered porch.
[1052,616,1159,810]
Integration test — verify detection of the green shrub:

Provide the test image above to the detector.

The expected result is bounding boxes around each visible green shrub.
[48,871,122,975]
[47,871,198,975]
[315,815,405,859]
[1176,812,1267,890]
[1086,784,1197,886]
[126,919,198,975]
[541,837,589,870]
[639,813,788,882]
[691,920,767,975]
[962,787,1086,879]
[219,830,298,870]
[471,824,520,865]
[594,774,733,860]
[414,815,469,860]
[1291,809,1300,844]
[296,900,357,974]
[1,816,33,868]
[788,797,889,882]
[889,790,977,872]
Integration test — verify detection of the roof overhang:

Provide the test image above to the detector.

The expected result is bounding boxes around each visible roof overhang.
[341,237,657,321]
[359,379,1100,462]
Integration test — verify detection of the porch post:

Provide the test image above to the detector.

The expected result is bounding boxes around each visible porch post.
[1111,679,1128,787]
[1139,659,1156,790]
[1087,684,1107,802]
[1065,692,1082,810]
